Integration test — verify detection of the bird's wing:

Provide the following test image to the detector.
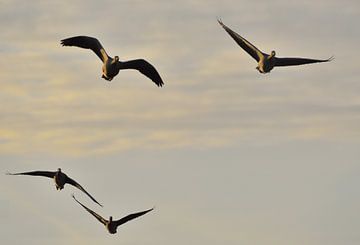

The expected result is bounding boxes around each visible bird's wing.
[119,59,164,87]
[6,170,55,179]
[218,19,263,62]
[114,207,154,227]
[66,176,102,207]
[273,56,333,67]
[72,194,107,225]
[61,36,108,62]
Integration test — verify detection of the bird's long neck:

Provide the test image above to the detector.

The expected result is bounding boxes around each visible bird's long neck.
[112,56,120,64]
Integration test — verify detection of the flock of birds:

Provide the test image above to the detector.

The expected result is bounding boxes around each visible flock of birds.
[6,168,153,234]
[6,20,332,238]
[59,20,331,86]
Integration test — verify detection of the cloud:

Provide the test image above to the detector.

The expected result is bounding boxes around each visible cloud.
[1,0,360,157]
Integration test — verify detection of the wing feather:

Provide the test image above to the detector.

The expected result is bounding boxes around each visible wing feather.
[66,176,102,207]
[273,56,333,67]
[119,59,164,87]
[218,19,263,62]
[6,170,55,179]
[72,194,107,225]
[114,207,154,227]
[61,36,108,62]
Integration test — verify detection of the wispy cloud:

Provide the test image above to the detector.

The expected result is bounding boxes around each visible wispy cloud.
[1,0,360,157]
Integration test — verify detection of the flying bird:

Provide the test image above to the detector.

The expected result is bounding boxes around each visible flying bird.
[218,19,333,73]
[61,36,164,86]
[6,168,102,207]
[72,194,153,234]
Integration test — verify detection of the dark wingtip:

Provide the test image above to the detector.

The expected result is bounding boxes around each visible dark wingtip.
[327,55,334,62]
[152,73,164,87]
[144,207,155,214]
[60,38,70,47]
[157,81,164,87]
[71,194,79,203]
[71,194,79,204]
[217,18,224,26]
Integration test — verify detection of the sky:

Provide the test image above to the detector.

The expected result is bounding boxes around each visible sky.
[1,0,360,244]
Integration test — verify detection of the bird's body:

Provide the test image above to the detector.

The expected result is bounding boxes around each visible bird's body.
[72,195,153,234]
[218,20,333,73]
[102,56,120,81]
[106,222,117,234]
[61,36,163,86]
[257,53,275,74]
[53,169,67,190]
[7,168,102,207]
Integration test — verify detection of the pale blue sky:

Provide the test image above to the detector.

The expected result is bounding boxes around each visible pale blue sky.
[1,0,360,244]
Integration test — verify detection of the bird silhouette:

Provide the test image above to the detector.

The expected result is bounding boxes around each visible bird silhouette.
[6,168,102,207]
[72,194,153,234]
[218,19,333,73]
[61,36,164,86]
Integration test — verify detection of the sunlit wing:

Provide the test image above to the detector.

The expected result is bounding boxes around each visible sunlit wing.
[114,207,154,227]
[72,194,107,225]
[273,56,333,67]
[61,36,108,62]
[66,177,102,207]
[119,59,164,87]
[218,19,263,62]
[6,170,56,179]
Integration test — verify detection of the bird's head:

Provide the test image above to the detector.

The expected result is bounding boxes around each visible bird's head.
[270,50,276,58]
[114,56,119,62]
[109,216,113,222]
[57,168,62,172]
